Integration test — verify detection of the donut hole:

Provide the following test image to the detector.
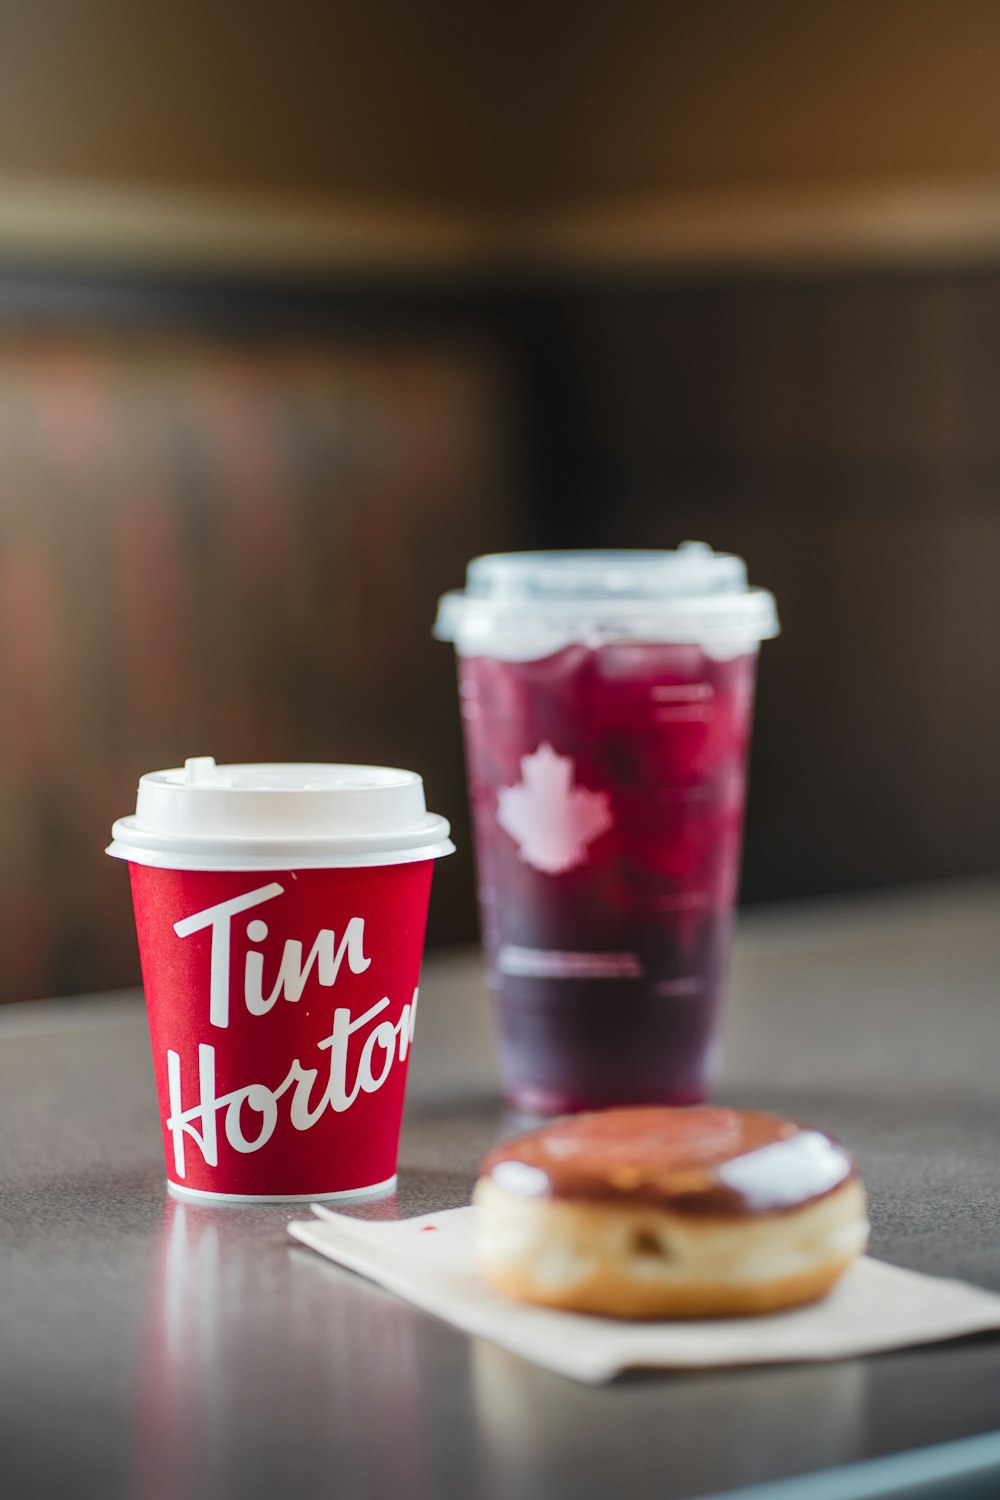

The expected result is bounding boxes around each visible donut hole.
[630,1228,671,1259]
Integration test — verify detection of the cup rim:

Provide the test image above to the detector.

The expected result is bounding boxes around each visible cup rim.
[106,815,455,871]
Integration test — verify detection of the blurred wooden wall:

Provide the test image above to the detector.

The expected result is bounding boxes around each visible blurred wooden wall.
[0,293,525,1003]
[1,2,1000,1000]
[518,267,1000,903]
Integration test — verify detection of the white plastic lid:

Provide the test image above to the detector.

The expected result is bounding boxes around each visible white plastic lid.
[107,758,455,871]
[434,543,779,660]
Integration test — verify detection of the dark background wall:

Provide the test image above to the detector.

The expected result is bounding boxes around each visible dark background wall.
[0,259,998,1003]
[0,272,532,1001]
[1,1,1000,999]
[520,269,1000,903]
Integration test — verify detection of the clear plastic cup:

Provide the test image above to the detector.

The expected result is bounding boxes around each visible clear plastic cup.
[435,545,778,1113]
[107,758,454,1201]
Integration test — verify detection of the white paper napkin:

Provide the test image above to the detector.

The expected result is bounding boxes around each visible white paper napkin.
[288,1204,1000,1384]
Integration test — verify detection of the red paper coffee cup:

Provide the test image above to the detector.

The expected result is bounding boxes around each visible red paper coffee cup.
[108,758,454,1202]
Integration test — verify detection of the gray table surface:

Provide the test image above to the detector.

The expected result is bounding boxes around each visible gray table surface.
[3,880,1000,1500]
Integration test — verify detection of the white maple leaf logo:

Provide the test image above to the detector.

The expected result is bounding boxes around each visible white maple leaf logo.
[496,743,614,875]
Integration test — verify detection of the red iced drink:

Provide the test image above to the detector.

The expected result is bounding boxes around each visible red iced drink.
[436,547,778,1113]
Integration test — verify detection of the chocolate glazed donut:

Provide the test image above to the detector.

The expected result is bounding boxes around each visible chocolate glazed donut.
[474,1108,869,1318]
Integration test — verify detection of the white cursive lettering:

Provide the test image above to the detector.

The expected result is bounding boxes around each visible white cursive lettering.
[164,989,420,1178]
[243,918,371,1016]
[172,885,371,1029]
